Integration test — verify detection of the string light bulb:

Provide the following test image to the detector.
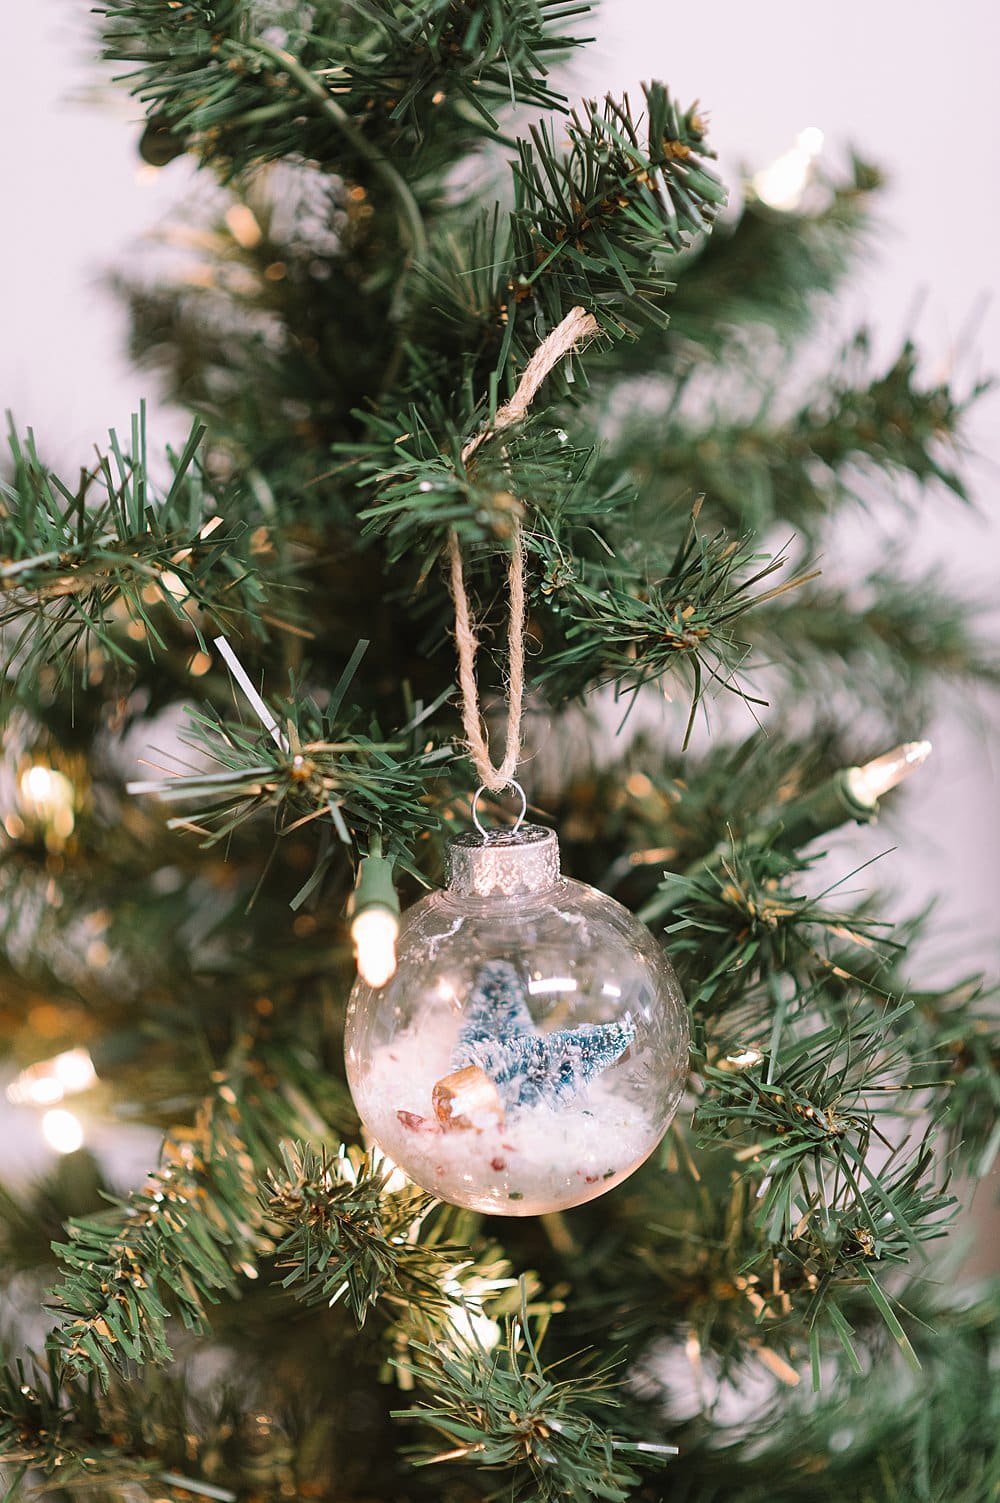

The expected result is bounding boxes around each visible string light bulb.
[41,1107,85,1155]
[17,762,76,849]
[440,1270,510,1351]
[7,1047,98,1106]
[349,837,400,989]
[352,906,400,988]
[845,740,932,807]
[769,739,934,855]
[752,126,825,210]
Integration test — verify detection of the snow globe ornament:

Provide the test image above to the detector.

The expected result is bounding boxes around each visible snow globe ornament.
[345,815,688,1215]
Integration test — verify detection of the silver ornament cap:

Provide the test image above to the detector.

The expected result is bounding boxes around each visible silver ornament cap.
[446,824,560,898]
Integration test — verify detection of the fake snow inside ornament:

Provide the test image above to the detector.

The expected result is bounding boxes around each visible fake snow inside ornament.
[345,824,688,1215]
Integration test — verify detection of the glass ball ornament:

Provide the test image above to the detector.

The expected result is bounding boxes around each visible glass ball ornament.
[345,824,688,1215]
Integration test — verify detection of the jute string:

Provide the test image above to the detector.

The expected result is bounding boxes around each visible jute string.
[448,306,599,792]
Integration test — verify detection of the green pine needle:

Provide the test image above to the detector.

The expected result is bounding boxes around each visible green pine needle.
[0,410,270,686]
[394,1286,675,1501]
[262,1141,464,1327]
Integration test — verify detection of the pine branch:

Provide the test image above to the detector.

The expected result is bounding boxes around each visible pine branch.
[792,333,978,499]
[609,331,981,544]
[354,404,618,578]
[40,1024,369,1391]
[696,1010,955,1263]
[0,1352,156,1495]
[755,564,1000,718]
[508,84,725,344]
[0,412,271,684]
[0,1350,302,1499]
[332,0,590,127]
[661,1286,1000,1501]
[128,645,455,877]
[395,1289,674,1501]
[352,82,726,412]
[638,837,962,1367]
[353,394,533,566]
[819,943,1000,1180]
[103,2,722,350]
[99,0,587,173]
[534,516,814,737]
[698,993,933,1143]
[353,399,811,735]
[46,1067,272,1387]
[604,1119,954,1388]
[262,1141,464,1327]
[658,839,898,1016]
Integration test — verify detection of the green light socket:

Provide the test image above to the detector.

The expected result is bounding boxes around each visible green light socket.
[350,854,400,919]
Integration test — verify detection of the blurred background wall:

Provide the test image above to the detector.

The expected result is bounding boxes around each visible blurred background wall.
[1,0,997,1236]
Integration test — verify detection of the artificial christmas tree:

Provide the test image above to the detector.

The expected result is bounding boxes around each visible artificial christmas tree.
[1,3,998,1500]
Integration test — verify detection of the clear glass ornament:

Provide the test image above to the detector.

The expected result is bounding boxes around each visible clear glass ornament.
[345,825,688,1215]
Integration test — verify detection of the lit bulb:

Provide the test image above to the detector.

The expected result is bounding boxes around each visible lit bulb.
[18,764,76,844]
[6,1046,98,1106]
[224,204,263,249]
[352,906,399,988]
[752,126,825,210]
[24,1075,64,1106]
[158,568,190,603]
[441,1272,510,1352]
[52,1047,98,1094]
[724,1046,764,1070]
[846,740,932,807]
[366,1141,412,1194]
[41,1107,85,1154]
[443,1294,502,1352]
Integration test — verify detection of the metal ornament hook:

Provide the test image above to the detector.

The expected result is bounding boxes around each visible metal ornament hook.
[471,780,528,840]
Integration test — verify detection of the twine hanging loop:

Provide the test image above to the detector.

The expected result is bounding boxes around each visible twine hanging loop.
[447,306,599,794]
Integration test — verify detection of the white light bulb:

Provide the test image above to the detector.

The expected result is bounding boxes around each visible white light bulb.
[846,740,933,807]
[52,1047,99,1095]
[17,764,76,844]
[352,907,399,988]
[725,1046,764,1070]
[19,765,75,816]
[370,1146,412,1195]
[26,1076,65,1106]
[21,766,56,803]
[797,126,825,156]
[752,126,825,210]
[6,1046,98,1105]
[441,1273,509,1352]
[41,1107,85,1154]
[444,1297,502,1352]
[158,568,190,603]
